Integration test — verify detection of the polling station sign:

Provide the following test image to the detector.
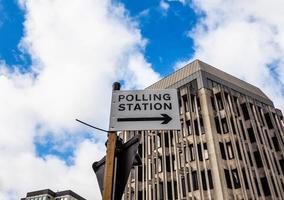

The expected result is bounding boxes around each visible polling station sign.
[109,89,181,131]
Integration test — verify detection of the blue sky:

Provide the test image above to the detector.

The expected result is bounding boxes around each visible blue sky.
[1,0,284,199]
[0,0,197,75]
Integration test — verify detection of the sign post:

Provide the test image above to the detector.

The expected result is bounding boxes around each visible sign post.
[103,82,120,200]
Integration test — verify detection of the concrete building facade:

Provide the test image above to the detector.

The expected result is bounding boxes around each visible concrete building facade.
[120,60,284,200]
[21,189,86,200]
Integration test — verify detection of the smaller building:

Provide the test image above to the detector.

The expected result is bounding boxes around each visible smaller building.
[21,189,86,200]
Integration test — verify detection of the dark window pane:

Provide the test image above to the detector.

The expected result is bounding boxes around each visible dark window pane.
[261,177,271,196]
[230,117,236,135]
[241,103,250,120]
[215,117,221,134]
[226,142,234,159]
[224,169,232,189]
[201,170,207,190]
[280,159,284,174]
[192,171,199,191]
[167,182,172,200]
[242,168,249,189]
[219,142,226,160]
[232,169,241,189]
[265,113,274,129]
[221,118,229,133]
[254,151,263,168]
[211,96,216,111]
[197,143,203,161]
[207,170,214,189]
[236,141,242,160]
[194,119,199,136]
[216,93,224,110]
[272,136,280,151]
[247,127,256,143]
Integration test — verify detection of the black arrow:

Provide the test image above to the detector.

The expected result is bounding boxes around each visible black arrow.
[117,114,172,124]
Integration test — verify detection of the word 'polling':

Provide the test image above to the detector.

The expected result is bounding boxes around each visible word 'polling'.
[117,93,172,111]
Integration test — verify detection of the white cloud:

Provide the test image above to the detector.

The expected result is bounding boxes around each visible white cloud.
[160,0,170,12]
[0,0,160,199]
[177,0,284,110]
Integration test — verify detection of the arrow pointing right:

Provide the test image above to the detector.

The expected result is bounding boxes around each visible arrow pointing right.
[117,114,172,124]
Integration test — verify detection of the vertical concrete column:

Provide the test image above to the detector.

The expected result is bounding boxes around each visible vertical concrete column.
[199,88,226,200]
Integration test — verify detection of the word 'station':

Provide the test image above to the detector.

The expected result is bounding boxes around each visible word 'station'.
[109,89,181,131]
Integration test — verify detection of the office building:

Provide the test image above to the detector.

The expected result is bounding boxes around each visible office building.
[120,60,284,199]
[21,189,86,200]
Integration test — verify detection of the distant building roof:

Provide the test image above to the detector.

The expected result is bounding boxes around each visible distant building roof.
[22,189,86,200]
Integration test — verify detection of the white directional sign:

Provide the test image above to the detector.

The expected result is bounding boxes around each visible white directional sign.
[109,89,181,131]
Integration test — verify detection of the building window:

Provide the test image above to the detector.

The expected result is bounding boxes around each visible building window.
[219,142,226,160]
[182,95,189,112]
[194,119,199,135]
[226,142,234,159]
[265,113,274,129]
[148,159,152,180]
[230,117,236,135]
[236,141,242,160]
[224,169,232,189]
[200,170,214,190]
[247,127,256,143]
[191,94,195,112]
[181,177,186,197]
[157,157,162,172]
[233,96,240,116]
[201,170,207,190]
[197,143,203,161]
[189,143,195,161]
[211,96,216,111]
[254,151,263,168]
[204,143,209,160]
[279,159,284,174]
[147,136,152,155]
[167,182,173,199]
[200,117,205,134]
[242,168,249,189]
[186,120,192,135]
[241,103,250,120]
[166,156,171,172]
[261,177,271,196]
[172,155,176,170]
[197,97,201,110]
[192,171,199,191]
[232,169,241,189]
[272,136,280,151]
[165,133,170,148]
[221,118,229,133]
[138,166,142,181]
[216,93,224,110]
[215,117,221,134]
[207,170,214,189]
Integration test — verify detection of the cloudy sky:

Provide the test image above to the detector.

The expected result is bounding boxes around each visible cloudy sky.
[0,0,284,199]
